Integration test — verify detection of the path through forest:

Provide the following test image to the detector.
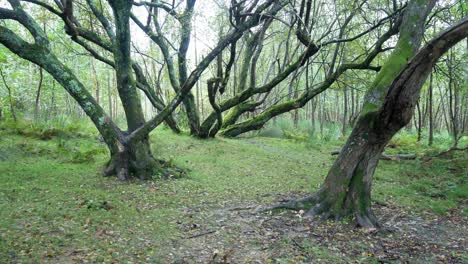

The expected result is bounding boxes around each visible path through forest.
[166,194,467,263]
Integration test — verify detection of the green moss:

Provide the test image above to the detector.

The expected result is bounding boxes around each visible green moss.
[361,0,433,115]
[362,36,414,114]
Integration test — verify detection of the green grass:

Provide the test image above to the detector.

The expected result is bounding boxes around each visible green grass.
[0,123,466,262]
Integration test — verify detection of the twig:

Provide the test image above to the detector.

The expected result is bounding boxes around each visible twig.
[186,230,216,239]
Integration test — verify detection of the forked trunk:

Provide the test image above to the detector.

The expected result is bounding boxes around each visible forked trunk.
[104,136,160,180]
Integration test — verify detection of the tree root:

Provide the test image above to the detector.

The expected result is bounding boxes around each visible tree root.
[355,209,379,229]
[256,191,380,229]
[254,193,321,213]
[103,157,186,180]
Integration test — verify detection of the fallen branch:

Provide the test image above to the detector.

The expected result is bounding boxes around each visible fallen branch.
[433,146,467,157]
[330,150,416,160]
[186,230,216,239]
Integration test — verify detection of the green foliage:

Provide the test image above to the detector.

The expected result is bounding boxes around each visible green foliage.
[0,119,97,139]
[0,120,106,164]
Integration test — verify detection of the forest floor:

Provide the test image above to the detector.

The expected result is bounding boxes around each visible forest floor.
[0,124,466,263]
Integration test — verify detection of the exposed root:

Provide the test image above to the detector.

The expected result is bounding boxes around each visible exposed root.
[257,191,380,229]
[254,193,321,213]
[103,156,186,181]
[355,209,379,229]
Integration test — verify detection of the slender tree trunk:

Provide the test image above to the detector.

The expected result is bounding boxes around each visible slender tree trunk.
[293,81,299,128]
[34,67,43,120]
[428,71,434,145]
[107,70,113,119]
[177,0,200,135]
[194,22,203,120]
[91,59,100,104]
[350,87,355,125]
[0,67,17,122]
[447,51,459,147]
[320,94,324,135]
[50,80,56,119]
[416,101,422,142]
[342,85,348,136]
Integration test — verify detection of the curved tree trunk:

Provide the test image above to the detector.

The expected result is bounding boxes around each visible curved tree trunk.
[304,0,436,226]
[264,1,468,228]
[309,117,394,227]
[320,17,466,227]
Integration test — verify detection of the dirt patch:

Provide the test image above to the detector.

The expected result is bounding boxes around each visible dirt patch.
[163,195,467,263]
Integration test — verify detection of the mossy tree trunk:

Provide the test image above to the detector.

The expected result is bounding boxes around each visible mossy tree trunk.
[315,0,436,227]
[304,0,436,228]
[177,0,201,135]
[267,3,468,229]
[105,0,160,179]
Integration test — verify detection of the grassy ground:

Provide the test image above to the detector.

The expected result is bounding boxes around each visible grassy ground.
[0,123,466,263]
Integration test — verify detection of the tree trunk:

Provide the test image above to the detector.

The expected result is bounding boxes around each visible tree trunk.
[416,101,422,142]
[306,0,440,227]
[342,85,348,136]
[104,137,161,180]
[91,59,100,104]
[0,67,16,122]
[34,67,43,120]
[428,71,434,146]
[266,16,466,228]
[314,122,389,227]
[177,0,200,135]
[107,0,158,179]
[107,70,113,119]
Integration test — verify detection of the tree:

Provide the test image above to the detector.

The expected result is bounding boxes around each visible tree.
[263,0,467,228]
[0,0,284,180]
[196,0,406,138]
[0,66,17,121]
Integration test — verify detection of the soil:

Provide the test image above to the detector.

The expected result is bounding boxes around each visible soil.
[165,193,467,263]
